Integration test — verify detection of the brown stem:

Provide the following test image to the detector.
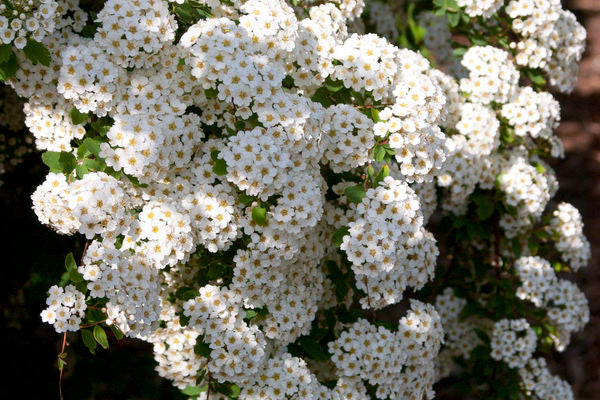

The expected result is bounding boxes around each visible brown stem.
[59,332,67,400]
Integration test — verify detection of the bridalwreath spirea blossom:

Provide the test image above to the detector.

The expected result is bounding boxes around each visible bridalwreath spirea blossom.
[0,0,591,398]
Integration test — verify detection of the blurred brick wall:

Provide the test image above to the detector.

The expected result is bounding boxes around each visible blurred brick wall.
[552,1,600,398]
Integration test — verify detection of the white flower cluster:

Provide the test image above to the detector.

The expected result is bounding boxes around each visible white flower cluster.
[460,46,520,105]
[501,87,561,140]
[497,152,556,237]
[506,0,586,92]
[148,303,204,390]
[81,240,162,338]
[329,300,443,399]
[490,318,537,368]
[550,202,591,271]
[40,284,86,333]
[515,256,589,351]
[322,104,374,172]
[32,172,132,239]
[457,0,503,18]
[183,284,267,384]
[419,12,466,77]
[94,0,176,68]
[0,0,58,47]
[519,358,574,400]
[341,176,438,309]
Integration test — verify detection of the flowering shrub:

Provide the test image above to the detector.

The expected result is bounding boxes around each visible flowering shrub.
[1,0,592,398]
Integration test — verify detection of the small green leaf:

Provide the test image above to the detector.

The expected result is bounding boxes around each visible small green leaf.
[332,226,349,247]
[42,151,62,172]
[527,236,539,256]
[212,159,227,176]
[0,51,18,81]
[373,145,385,162]
[83,137,101,156]
[344,184,366,204]
[447,11,460,27]
[0,44,13,64]
[366,165,375,179]
[194,338,212,357]
[109,325,124,340]
[252,205,267,226]
[70,107,88,125]
[84,158,103,171]
[181,385,208,397]
[75,164,89,178]
[93,325,109,349]
[60,152,76,174]
[81,329,97,355]
[204,88,218,99]
[176,287,198,301]
[65,253,77,271]
[23,39,51,66]
[370,108,381,122]
[532,161,546,174]
[373,164,389,187]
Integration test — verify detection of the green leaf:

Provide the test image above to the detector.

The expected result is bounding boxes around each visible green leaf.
[204,88,218,99]
[0,44,13,63]
[373,164,389,187]
[93,325,109,349]
[373,145,385,162]
[75,164,89,178]
[370,108,381,122]
[532,161,546,174]
[109,325,124,340]
[65,252,77,271]
[181,385,208,397]
[83,137,101,156]
[91,119,112,136]
[212,159,227,176]
[527,236,539,256]
[84,158,103,171]
[366,165,375,179]
[511,238,522,258]
[298,337,329,361]
[251,205,267,226]
[42,151,62,172]
[332,226,349,247]
[0,51,18,81]
[70,107,88,125]
[447,11,460,27]
[23,39,51,66]
[194,338,212,357]
[452,47,467,57]
[81,329,97,355]
[60,152,76,174]
[344,184,366,204]
[175,287,198,301]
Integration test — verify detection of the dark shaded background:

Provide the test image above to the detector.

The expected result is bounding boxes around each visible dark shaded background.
[1,1,598,398]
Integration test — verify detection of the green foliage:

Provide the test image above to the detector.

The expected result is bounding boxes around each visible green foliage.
[344,184,366,203]
[23,39,51,66]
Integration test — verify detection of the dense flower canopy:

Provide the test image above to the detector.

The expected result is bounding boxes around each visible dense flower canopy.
[0,0,592,399]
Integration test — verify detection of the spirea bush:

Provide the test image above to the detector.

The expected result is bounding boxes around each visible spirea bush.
[1,0,592,398]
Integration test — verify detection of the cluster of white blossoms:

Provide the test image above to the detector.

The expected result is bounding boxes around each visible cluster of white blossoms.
[457,0,503,18]
[519,358,574,400]
[497,152,557,237]
[460,46,520,105]
[490,318,537,368]
[40,284,87,333]
[0,0,58,47]
[5,0,588,397]
[183,284,267,384]
[32,172,132,239]
[501,86,561,141]
[550,202,592,271]
[322,104,374,172]
[505,0,586,92]
[329,300,443,399]
[341,176,438,309]
[515,256,589,351]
